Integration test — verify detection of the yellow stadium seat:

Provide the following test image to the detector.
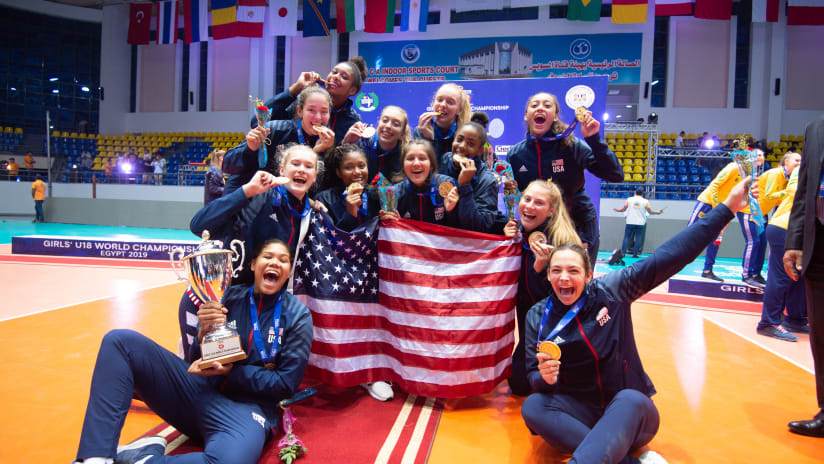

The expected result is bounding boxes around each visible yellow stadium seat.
[14,127,23,134]
[634,158,644,166]
[632,173,644,182]
[633,165,644,173]
[624,173,632,182]
[623,165,633,173]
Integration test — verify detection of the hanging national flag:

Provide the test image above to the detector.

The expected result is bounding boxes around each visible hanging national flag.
[510,0,565,6]
[694,0,731,20]
[182,0,209,44]
[212,0,238,39]
[567,0,602,21]
[453,0,503,12]
[401,0,429,32]
[156,0,178,44]
[336,0,365,33]
[128,3,152,45]
[788,0,824,26]
[364,0,394,33]
[303,0,331,37]
[654,0,692,16]
[612,0,648,23]
[752,0,779,23]
[294,216,519,398]
[267,0,298,36]
[236,0,266,37]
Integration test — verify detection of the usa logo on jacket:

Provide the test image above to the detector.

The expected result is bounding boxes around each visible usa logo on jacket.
[597,307,610,327]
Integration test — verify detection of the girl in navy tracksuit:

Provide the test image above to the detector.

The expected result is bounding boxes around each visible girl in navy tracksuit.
[412,83,472,158]
[346,105,410,183]
[506,92,623,268]
[520,178,754,464]
[253,57,367,148]
[180,145,319,359]
[224,87,335,195]
[502,180,581,396]
[75,239,313,464]
[316,144,379,231]
[438,121,507,233]
[381,139,481,229]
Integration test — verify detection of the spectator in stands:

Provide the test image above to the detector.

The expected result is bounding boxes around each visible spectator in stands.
[23,151,35,180]
[81,150,93,170]
[31,174,46,223]
[72,239,313,464]
[152,153,166,185]
[103,158,112,183]
[675,131,685,148]
[8,157,19,180]
[126,153,138,183]
[697,132,710,149]
[614,188,663,258]
[521,177,755,464]
[141,154,153,184]
[204,150,225,205]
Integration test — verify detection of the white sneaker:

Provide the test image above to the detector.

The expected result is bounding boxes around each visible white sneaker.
[639,450,668,464]
[362,381,394,401]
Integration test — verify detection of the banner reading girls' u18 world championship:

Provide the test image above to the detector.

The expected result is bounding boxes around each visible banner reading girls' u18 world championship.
[353,75,609,217]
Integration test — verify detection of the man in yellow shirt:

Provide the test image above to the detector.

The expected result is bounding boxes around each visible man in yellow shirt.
[31,174,46,222]
[8,157,19,180]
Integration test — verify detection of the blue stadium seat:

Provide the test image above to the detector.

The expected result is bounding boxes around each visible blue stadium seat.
[677,174,689,184]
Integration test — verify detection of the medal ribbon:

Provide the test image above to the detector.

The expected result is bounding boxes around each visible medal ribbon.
[432,119,457,140]
[272,185,311,218]
[536,293,588,348]
[405,177,440,206]
[249,287,283,364]
[295,121,318,148]
[526,119,578,143]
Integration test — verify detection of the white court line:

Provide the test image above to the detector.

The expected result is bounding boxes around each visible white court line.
[375,394,417,464]
[701,313,814,376]
[0,279,181,323]
[401,396,436,464]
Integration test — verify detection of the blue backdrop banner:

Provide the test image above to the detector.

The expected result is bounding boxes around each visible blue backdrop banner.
[354,75,609,222]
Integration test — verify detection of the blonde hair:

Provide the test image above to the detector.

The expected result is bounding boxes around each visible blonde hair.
[277,144,323,181]
[433,83,472,128]
[209,149,225,168]
[523,180,582,247]
[382,105,412,147]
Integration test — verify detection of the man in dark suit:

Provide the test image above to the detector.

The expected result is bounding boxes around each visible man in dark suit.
[784,114,824,437]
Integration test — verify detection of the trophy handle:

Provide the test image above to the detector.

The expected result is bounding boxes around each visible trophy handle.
[230,239,245,278]
[169,247,187,281]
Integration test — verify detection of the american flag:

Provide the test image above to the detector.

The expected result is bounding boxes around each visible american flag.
[293,214,521,398]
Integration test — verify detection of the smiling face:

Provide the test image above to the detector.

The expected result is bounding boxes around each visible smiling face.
[403,143,433,187]
[326,62,359,100]
[452,125,483,160]
[547,249,592,306]
[518,183,557,232]
[337,150,368,187]
[525,92,559,137]
[377,106,407,149]
[432,84,462,128]
[297,92,331,135]
[784,152,801,175]
[252,241,291,295]
[280,147,317,199]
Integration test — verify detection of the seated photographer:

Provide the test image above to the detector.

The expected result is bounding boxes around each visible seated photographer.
[73,239,313,464]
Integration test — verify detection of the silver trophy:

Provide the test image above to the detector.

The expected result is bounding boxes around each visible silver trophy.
[170,231,247,368]
[731,139,765,234]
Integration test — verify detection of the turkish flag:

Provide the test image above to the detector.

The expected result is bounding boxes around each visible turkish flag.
[128,3,152,45]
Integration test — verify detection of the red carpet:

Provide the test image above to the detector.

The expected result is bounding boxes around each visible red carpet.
[138,382,444,463]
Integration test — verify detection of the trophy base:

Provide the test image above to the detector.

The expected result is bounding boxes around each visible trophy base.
[199,334,247,369]
[198,351,247,369]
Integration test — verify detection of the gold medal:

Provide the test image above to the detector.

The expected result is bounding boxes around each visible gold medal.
[264,362,276,370]
[361,126,376,138]
[272,176,290,185]
[452,153,468,165]
[438,181,455,198]
[528,231,547,248]
[575,106,590,123]
[312,124,325,133]
[347,182,362,196]
[538,341,561,360]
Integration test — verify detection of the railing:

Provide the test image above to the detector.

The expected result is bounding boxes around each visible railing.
[52,167,207,186]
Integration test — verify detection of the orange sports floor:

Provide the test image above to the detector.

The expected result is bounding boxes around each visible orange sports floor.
[1,248,823,463]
